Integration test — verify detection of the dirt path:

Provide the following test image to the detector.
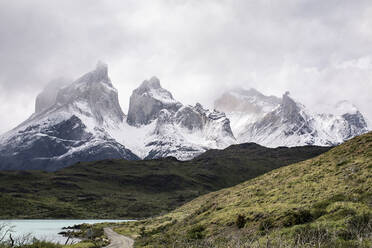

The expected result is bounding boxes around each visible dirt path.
[104,227,134,248]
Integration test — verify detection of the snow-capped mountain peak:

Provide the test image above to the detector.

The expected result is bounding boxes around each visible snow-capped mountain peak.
[134,76,178,104]
[279,92,309,124]
[53,62,125,126]
[110,80,236,161]
[127,77,182,126]
[141,76,162,89]
[0,63,138,171]
[215,88,368,147]
[76,61,111,86]
[139,100,235,160]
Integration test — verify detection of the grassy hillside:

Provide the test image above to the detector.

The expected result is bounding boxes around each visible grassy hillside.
[0,144,329,219]
[114,132,372,247]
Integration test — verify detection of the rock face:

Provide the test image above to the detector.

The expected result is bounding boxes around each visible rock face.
[0,63,138,171]
[342,112,368,138]
[127,77,182,126]
[143,102,235,160]
[240,92,317,146]
[110,78,236,160]
[215,89,369,147]
[55,62,125,125]
[0,115,136,171]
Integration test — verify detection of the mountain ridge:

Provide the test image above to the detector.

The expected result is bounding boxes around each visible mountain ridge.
[215,88,369,147]
[0,63,369,171]
[0,64,236,170]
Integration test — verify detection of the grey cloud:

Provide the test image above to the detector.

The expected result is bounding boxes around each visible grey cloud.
[0,0,371,133]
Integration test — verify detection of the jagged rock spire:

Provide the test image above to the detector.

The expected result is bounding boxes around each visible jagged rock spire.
[52,62,125,124]
[127,77,182,126]
[75,61,110,86]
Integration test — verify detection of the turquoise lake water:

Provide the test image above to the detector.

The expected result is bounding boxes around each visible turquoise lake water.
[0,219,128,244]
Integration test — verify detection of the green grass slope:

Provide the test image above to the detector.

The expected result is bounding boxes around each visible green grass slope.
[0,144,329,219]
[115,132,372,247]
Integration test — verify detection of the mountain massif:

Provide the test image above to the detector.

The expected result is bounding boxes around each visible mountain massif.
[111,76,235,160]
[0,63,234,171]
[0,63,368,171]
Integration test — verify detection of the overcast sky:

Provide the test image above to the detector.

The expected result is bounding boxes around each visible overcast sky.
[0,0,371,134]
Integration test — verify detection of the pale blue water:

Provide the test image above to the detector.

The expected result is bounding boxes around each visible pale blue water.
[0,219,128,244]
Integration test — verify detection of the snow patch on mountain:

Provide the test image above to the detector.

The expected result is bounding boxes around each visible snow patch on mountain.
[111,80,236,160]
[108,120,156,159]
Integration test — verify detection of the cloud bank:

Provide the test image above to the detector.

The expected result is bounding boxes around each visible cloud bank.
[0,0,371,133]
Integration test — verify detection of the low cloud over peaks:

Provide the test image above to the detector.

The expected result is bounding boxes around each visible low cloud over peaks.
[0,0,371,133]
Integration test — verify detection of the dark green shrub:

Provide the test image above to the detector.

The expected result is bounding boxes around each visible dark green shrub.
[259,218,274,231]
[283,209,313,227]
[336,160,349,167]
[311,208,327,219]
[345,213,372,239]
[333,208,356,219]
[187,225,205,240]
[236,214,246,229]
[328,193,351,202]
[313,194,349,211]
[293,225,330,246]
[337,229,355,241]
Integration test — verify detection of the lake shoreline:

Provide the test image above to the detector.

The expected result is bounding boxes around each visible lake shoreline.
[0,219,131,244]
